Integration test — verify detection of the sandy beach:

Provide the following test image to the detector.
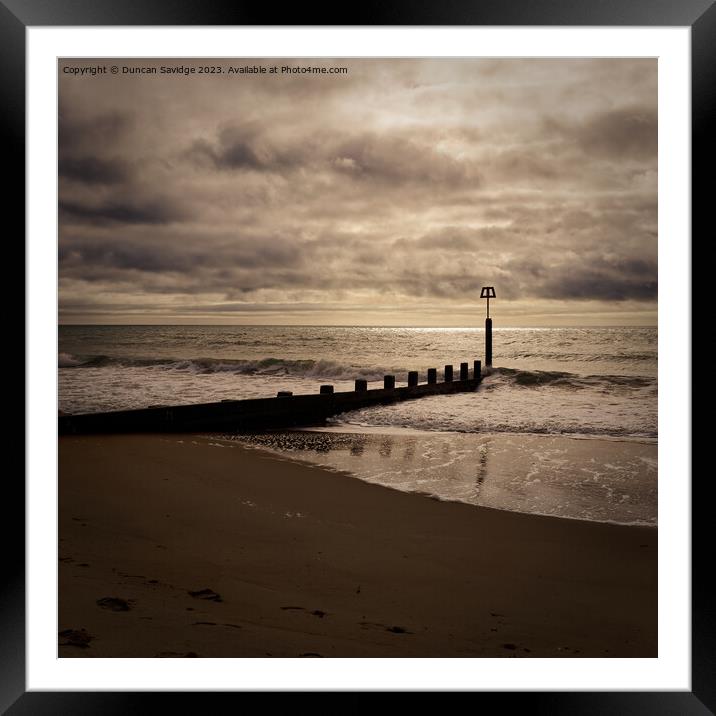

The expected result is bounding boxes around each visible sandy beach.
[59,433,657,658]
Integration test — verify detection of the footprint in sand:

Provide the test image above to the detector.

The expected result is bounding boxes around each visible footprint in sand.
[192,621,243,630]
[280,606,327,618]
[386,625,411,634]
[500,644,532,655]
[359,621,412,634]
[188,588,222,602]
[96,597,133,611]
[59,628,93,648]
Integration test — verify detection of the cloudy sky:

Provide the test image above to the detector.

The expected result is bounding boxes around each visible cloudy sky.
[59,58,657,326]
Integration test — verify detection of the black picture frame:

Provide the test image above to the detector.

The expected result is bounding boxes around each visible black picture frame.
[6,0,708,710]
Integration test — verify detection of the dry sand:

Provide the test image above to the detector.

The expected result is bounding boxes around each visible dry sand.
[59,434,657,658]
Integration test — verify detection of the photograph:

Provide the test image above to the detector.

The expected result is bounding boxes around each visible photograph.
[57,57,659,659]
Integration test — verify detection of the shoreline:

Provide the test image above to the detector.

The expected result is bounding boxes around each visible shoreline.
[59,433,657,658]
[218,429,657,527]
[216,435,656,529]
[301,424,657,442]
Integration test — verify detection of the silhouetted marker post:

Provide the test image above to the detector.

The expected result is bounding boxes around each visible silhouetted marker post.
[408,371,419,387]
[384,375,396,390]
[444,365,453,382]
[480,286,496,367]
[460,362,469,380]
[320,385,334,394]
[427,368,437,384]
[355,379,367,392]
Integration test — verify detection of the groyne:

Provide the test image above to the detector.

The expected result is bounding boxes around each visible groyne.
[59,360,482,435]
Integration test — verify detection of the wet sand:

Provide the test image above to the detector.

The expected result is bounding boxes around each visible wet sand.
[59,433,657,658]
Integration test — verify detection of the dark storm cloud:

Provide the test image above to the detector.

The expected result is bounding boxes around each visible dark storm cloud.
[59,242,197,273]
[58,58,658,324]
[59,230,307,281]
[58,105,180,225]
[188,123,308,171]
[58,108,134,154]
[485,149,562,184]
[576,106,657,160]
[537,268,658,301]
[60,197,187,225]
[59,156,131,185]
[496,254,658,302]
[393,226,514,252]
[330,133,477,187]
[543,105,658,161]
[370,256,658,304]
[187,122,478,187]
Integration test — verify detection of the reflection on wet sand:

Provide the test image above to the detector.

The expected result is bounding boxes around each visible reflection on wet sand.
[379,438,393,458]
[224,430,657,526]
[475,440,490,497]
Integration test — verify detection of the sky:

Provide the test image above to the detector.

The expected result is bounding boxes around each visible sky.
[58,58,657,326]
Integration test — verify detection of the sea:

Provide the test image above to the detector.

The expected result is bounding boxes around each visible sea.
[58,325,658,526]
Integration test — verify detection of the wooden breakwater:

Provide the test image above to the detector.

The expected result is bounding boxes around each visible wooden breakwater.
[58,360,482,435]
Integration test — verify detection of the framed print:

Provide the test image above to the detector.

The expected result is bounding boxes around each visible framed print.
[8,0,709,710]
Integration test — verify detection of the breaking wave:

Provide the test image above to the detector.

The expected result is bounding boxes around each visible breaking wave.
[483,367,655,390]
[58,353,656,391]
[58,353,409,382]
